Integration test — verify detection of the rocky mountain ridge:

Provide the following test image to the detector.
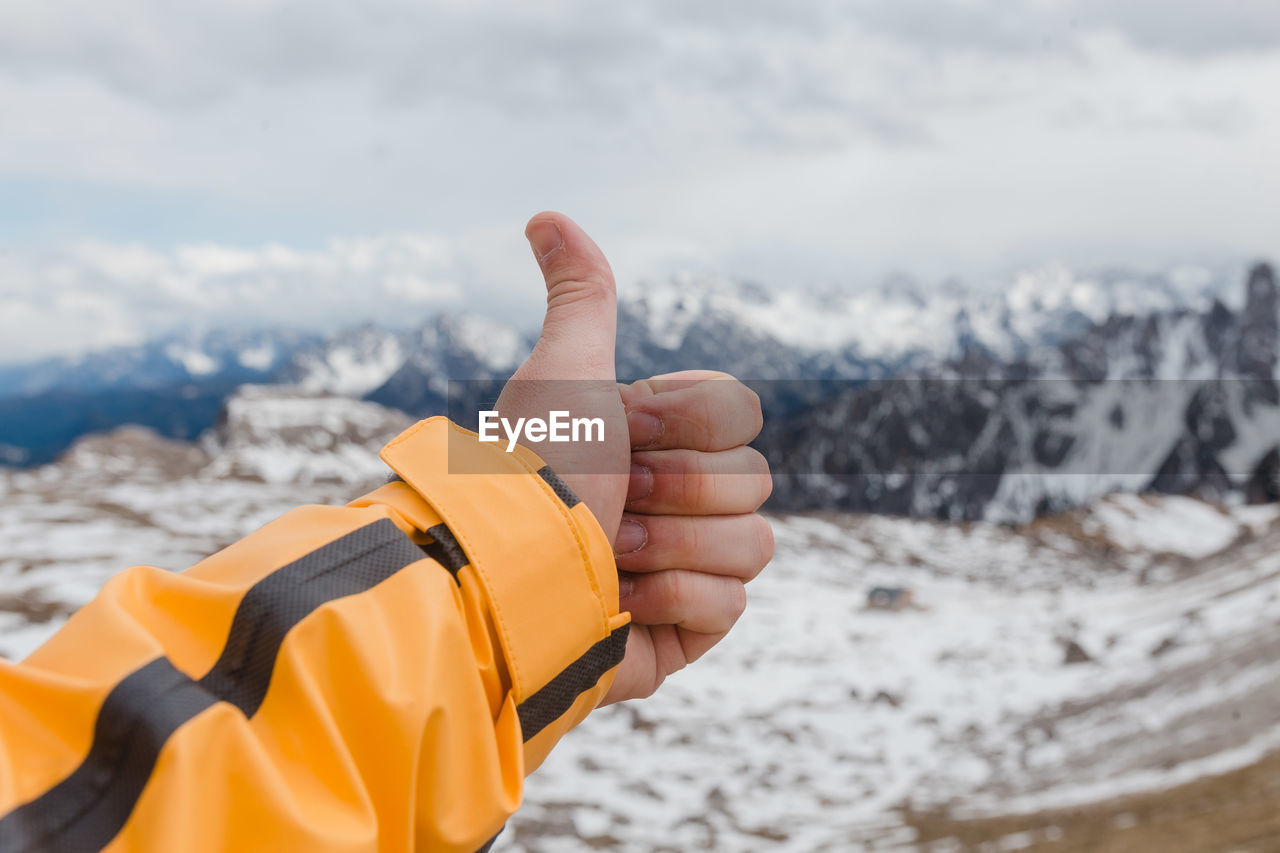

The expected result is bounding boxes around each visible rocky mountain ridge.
[759,263,1280,520]
[2,260,1277,521]
[0,263,1237,403]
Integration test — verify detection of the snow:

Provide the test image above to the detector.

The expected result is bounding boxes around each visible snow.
[295,329,407,397]
[627,264,1224,372]
[1216,386,1280,479]
[511,503,1280,850]
[203,387,413,484]
[299,342,405,397]
[450,314,526,371]
[1,429,1276,850]
[164,344,219,376]
[1087,494,1241,559]
[236,343,277,371]
[975,369,1280,522]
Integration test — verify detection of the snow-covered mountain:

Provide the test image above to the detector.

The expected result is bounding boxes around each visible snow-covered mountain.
[0,327,318,399]
[283,323,411,398]
[0,261,1235,402]
[0,327,325,466]
[299,263,1243,418]
[761,263,1280,520]
[617,264,1230,378]
[0,260,1274,521]
[362,313,528,414]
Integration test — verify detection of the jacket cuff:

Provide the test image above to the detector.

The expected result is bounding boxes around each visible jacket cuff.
[379,417,629,745]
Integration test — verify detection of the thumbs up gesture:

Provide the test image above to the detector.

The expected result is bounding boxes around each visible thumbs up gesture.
[497,212,774,705]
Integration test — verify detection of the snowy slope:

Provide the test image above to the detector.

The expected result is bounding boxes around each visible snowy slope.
[510,499,1280,851]
[288,324,410,397]
[1,435,1277,851]
[201,386,413,485]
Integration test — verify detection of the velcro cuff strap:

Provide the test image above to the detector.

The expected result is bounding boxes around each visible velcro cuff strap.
[379,417,620,702]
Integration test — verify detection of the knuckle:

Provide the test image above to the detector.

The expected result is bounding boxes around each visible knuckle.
[751,514,776,569]
[738,381,762,416]
[694,394,717,449]
[546,273,615,307]
[625,378,657,402]
[759,471,774,503]
[656,570,684,615]
[673,517,701,559]
[740,448,773,504]
[725,580,748,621]
[683,452,712,509]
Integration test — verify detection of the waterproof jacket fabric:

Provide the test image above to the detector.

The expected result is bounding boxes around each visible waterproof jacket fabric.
[0,417,630,852]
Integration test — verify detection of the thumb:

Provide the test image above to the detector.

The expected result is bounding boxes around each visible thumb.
[500,212,629,542]
[523,211,618,380]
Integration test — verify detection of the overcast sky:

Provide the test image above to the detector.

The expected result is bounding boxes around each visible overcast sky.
[1,0,1278,362]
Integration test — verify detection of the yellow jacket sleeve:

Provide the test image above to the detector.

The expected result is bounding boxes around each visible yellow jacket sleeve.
[0,417,629,853]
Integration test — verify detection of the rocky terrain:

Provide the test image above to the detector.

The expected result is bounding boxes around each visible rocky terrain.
[1,398,1276,851]
[760,263,1280,521]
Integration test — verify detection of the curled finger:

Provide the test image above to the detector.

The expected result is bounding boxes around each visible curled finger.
[620,375,762,451]
[626,447,773,515]
[614,512,774,580]
[619,569,747,635]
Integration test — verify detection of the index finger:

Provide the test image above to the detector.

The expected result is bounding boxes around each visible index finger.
[619,375,762,451]
[629,370,736,392]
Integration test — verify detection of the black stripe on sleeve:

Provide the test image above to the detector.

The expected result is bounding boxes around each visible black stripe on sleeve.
[0,518,425,853]
[475,827,502,853]
[198,519,424,718]
[0,658,216,853]
[516,623,630,743]
[534,465,581,508]
[420,523,469,580]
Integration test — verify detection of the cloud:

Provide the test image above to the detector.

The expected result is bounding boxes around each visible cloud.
[841,0,1280,59]
[0,234,469,362]
[0,0,1276,356]
[1068,0,1280,58]
[2,2,1274,129]
[0,2,944,146]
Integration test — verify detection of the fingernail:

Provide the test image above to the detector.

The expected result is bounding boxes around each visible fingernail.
[527,219,564,263]
[618,572,635,599]
[627,463,653,503]
[626,410,664,448]
[614,519,647,554]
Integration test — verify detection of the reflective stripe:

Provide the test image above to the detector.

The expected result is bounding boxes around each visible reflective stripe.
[535,465,581,508]
[517,623,629,742]
[0,658,215,852]
[0,518,425,853]
[475,828,502,853]
[420,523,469,580]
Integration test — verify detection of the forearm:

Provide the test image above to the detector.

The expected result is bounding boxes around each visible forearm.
[0,417,627,852]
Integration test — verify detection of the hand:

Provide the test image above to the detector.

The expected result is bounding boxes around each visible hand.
[496,212,773,705]
[604,372,773,703]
